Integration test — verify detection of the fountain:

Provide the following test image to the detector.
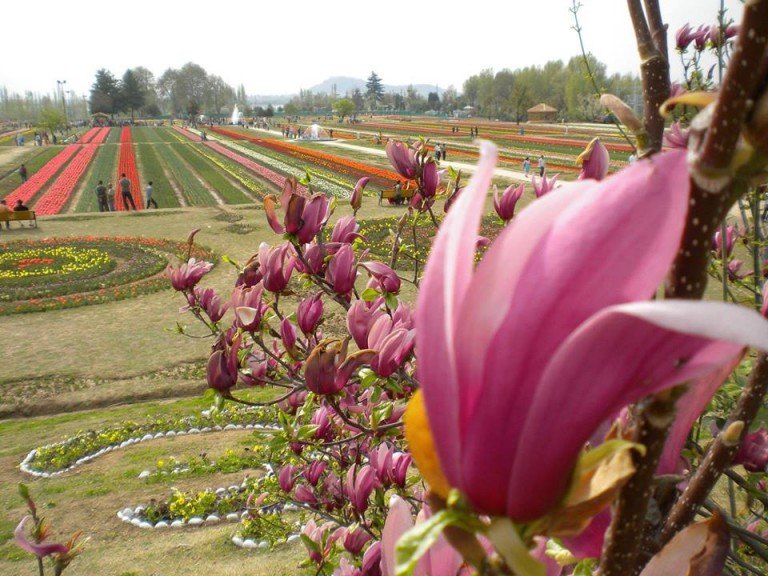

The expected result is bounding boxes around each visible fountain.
[301,123,330,141]
[231,104,241,125]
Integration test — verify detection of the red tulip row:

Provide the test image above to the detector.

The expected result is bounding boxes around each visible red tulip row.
[90,127,111,144]
[115,127,143,210]
[6,145,81,206]
[33,144,100,215]
[79,128,101,144]
[173,126,307,194]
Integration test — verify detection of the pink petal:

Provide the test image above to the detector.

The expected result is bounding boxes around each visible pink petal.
[509,301,768,519]
[14,517,68,558]
[459,151,690,514]
[381,496,414,576]
[415,140,497,484]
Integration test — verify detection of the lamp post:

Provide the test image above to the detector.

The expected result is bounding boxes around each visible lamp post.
[56,80,67,126]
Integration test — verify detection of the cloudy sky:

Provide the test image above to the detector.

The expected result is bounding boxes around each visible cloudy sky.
[1,0,743,98]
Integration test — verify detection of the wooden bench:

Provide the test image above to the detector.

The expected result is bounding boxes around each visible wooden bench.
[0,210,37,228]
[378,188,415,206]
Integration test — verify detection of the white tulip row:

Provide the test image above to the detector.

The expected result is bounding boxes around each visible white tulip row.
[20,423,280,477]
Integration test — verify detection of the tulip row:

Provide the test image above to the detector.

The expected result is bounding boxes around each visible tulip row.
[115,127,143,210]
[5,144,80,206]
[152,142,218,206]
[33,144,100,215]
[78,127,101,144]
[169,142,254,204]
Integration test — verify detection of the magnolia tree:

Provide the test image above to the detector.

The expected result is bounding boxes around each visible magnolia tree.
[158,2,768,575]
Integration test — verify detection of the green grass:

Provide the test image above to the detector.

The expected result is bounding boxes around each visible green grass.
[0,147,60,197]
[154,144,217,206]
[105,127,121,143]
[74,143,119,212]
[171,143,252,204]
[135,144,180,208]
[131,126,167,144]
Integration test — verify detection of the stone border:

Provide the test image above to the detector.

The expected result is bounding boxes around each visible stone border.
[20,422,279,477]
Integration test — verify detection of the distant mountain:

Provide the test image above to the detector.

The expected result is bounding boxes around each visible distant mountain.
[304,76,447,98]
[249,77,447,104]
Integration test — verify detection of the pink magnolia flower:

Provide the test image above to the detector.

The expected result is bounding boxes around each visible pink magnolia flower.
[380,496,463,576]
[351,177,371,215]
[262,244,295,293]
[693,24,710,50]
[675,23,696,51]
[493,183,525,221]
[345,465,379,513]
[305,460,328,486]
[411,141,768,521]
[166,258,213,291]
[298,293,324,335]
[347,299,386,349]
[367,315,416,377]
[361,261,401,294]
[422,160,439,198]
[713,225,739,257]
[278,465,298,492]
[14,517,69,558]
[206,344,240,393]
[664,122,690,149]
[735,426,768,472]
[327,244,357,296]
[332,216,362,244]
[194,286,228,323]
[576,137,609,181]
[338,525,373,555]
[264,190,330,244]
[386,140,419,180]
[531,172,559,198]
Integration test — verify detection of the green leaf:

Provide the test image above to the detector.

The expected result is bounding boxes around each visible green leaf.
[221,254,240,269]
[395,510,461,576]
[487,518,545,576]
[573,559,597,576]
[361,288,380,302]
[384,292,399,310]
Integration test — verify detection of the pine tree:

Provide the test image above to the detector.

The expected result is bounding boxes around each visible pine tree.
[365,72,384,103]
[90,69,119,115]
[119,70,145,120]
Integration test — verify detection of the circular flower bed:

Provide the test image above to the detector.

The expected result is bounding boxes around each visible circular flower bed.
[0,236,215,314]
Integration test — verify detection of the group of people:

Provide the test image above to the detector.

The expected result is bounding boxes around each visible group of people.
[95,174,158,212]
[0,198,32,230]
[520,155,546,178]
[434,143,448,161]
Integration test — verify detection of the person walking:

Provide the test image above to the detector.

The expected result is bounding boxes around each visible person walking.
[95,180,109,212]
[119,173,136,210]
[538,155,546,177]
[106,183,116,212]
[18,164,28,183]
[0,199,11,230]
[145,181,158,209]
[523,157,531,178]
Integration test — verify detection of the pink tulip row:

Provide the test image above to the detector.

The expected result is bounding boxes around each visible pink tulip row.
[5,145,81,206]
[172,126,307,194]
[33,144,100,215]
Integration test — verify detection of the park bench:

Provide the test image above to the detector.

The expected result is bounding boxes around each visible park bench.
[378,188,414,206]
[0,210,37,228]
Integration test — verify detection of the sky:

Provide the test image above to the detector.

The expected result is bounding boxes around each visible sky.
[0,0,744,99]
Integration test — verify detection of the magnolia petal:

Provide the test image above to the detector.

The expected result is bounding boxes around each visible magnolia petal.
[639,512,729,576]
[509,300,767,520]
[263,195,285,234]
[415,140,497,484]
[560,509,611,560]
[382,496,414,576]
[404,391,452,499]
[14,517,68,558]
[660,91,718,117]
[460,151,690,517]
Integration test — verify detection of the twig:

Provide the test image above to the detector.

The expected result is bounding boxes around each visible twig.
[661,353,768,544]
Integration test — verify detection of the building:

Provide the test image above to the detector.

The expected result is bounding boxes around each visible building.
[527,103,558,123]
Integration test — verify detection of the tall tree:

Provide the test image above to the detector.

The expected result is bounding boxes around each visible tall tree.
[89,69,119,115]
[365,72,384,109]
[119,69,145,120]
[333,98,356,120]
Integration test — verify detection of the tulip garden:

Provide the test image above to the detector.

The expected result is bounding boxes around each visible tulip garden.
[4,3,768,576]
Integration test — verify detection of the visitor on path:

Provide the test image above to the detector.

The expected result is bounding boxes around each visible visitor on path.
[441,144,447,161]
[95,180,109,212]
[523,157,531,178]
[119,173,136,210]
[145,182,158,209]
[14,199,29,211]
[538,155,546,177]
[394,181,403,205]
[18,164,27,183]
[0,199,11,229]
[106,183,116,212]
[435,145,442,162]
